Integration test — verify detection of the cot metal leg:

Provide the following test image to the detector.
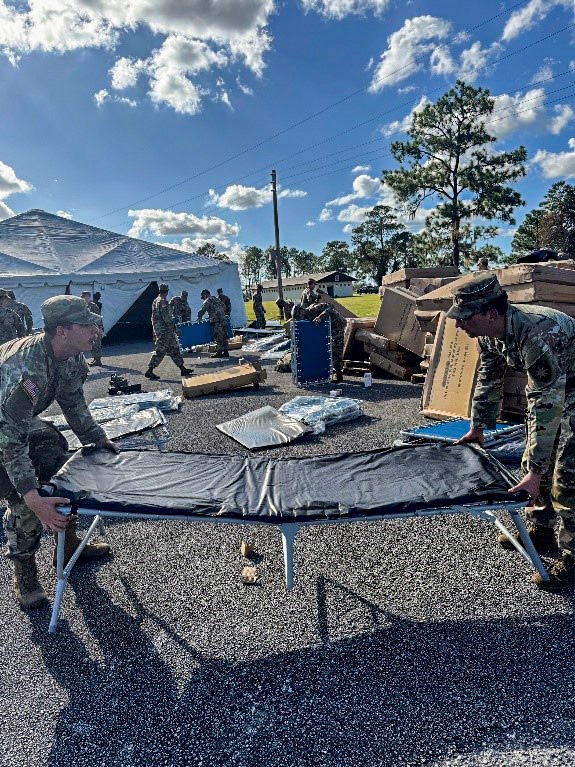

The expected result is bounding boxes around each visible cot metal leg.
[280,524,299,590]
[484,510,549,582]
[48,515,103,633]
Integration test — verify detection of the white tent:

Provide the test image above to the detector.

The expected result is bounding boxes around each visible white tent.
[0,209,246,335]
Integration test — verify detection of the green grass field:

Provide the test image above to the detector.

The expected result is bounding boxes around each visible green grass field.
[243,294,380,322]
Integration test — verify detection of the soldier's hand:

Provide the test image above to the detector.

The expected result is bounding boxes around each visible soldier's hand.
[455,427,484,446]
[508,471,541,506]
[96,438,120,454]
[23,490,71,532]
[313,316,322,325]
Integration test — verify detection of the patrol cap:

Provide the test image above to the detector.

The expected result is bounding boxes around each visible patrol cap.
[6,290,15,299]
[41,296,101,326]
[446,273,505,321]
[0,288,10,299]
[158,283,169,293]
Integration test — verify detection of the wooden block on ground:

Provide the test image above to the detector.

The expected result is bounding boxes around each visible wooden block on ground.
[182,364,266,397]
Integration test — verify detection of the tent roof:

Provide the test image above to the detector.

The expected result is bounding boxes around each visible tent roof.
[0,209,218,277]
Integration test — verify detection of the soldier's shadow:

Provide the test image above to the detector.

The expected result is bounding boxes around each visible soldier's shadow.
[27,567,575,767]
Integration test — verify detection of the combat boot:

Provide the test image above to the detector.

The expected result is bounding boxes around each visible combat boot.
[53,518,111,568]
[13,557,48,609]
[210,351,222,358]
[333,369,343,383]
[89,358,103,366]
[497,523,557,553]
[145,368,160,380]
[532,551,575,591]
[179,365,194,375]
[221,350,230,358]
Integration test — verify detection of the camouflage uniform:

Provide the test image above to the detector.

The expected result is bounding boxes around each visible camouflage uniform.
[170,295,192,323]
[253,291,266,329]
[0,305,25,344]
[88,300,103,361]
[9,300,33,334]
[300,286,320,309]
[306,303,347,373]
[218,292,231,316]
[450,280,575,555]
[198,295,228,352]
[0,334,106,560]
[148,294,185,370]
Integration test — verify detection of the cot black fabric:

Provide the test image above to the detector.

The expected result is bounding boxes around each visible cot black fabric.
[51,443,526,523]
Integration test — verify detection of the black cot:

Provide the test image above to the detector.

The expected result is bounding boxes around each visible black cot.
[47,443,547,632]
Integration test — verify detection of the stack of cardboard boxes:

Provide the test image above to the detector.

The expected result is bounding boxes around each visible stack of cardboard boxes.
[417,262,575,419]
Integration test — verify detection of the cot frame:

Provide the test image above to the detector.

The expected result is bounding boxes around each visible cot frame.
[49,500,548,633]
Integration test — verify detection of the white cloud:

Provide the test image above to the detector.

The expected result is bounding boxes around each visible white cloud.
[429,45,454,77]
[381,95,429,137]
[337,204,374,223]
[502,0,556,42]
[0,159,32,220]
[0,1,275,114]
[0,160,33,198]
[161,236,244,261]
[352,164,371,174]
[306,221,316,227]
[530,61,554,84]
[55,210,73,219]
[397,84,417,94]
[128,208,240,238]
[318,207,332,222]
[458,41,499,83]
[110,56,146,90]
[94,88,109,106]
[327,174,381,206]
[368,16,452,92]
[532,142,575,178]
[209,183,306,210]
[301,0,389,19]
[489,89,574,138]
[236,76,253,96]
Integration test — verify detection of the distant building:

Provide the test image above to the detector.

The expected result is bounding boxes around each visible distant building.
[259,271,356,302]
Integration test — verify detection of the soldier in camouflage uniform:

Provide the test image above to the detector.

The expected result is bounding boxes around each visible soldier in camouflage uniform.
[252,284,266,329]
[0,296,119,609]
[145,284,194,380]
[300,278,320,309]
[217,288,231,317]
[6,291,33,334]
[198,288,229,358]
[293,302,347,383]
[0,289,25,344]
[170,290,192,323]
[81,291,104,366]
[448,273,575,591]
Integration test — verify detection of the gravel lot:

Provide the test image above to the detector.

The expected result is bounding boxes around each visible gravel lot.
[1,341,575,767]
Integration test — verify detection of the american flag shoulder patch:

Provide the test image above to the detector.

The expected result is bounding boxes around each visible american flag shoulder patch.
[21,378,40,402]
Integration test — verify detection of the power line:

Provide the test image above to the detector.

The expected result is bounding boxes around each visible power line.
[92,0,535,221]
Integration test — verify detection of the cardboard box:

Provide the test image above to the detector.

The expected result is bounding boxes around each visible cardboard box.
[382,266,460,286]
[409,276,460,296]
[420,314,480,419]
[370,351,419,380]
[182,364,267,398]
[375,286,426,357]
[355,329,399,353]
[343,317,375,360]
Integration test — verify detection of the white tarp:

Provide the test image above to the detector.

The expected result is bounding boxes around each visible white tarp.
[0,209,246,333]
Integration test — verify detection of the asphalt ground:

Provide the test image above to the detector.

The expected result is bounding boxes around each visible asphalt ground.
[2,341,575,767]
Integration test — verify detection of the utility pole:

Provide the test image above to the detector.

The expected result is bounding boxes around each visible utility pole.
[271,169,284,303]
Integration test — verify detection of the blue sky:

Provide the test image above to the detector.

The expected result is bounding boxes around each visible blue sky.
[2,0,575,261]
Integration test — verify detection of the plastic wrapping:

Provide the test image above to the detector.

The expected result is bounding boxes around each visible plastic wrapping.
[242,333,285,352]
[44,404,141,430]
[279,396,362,434]
[260,338,291,360]
[216,405,310,449]
[65,408,167,450]
[89,389,181,412]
